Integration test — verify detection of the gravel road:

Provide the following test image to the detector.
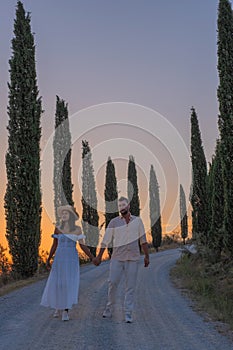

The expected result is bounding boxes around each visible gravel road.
[0,249,233,350]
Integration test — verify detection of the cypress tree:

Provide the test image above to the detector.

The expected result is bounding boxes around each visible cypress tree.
[149,165,162,251]
[53,96,74,225]
[81,140,99,257]
[207,159,214,228]
[217,0,233,256]
[4,1,42,277]
[104,157,119,258]
[190,107,208,246]
[208,140,225,261]
[127,155,140,216]
[127,155,141,251]
[180,184,188,245]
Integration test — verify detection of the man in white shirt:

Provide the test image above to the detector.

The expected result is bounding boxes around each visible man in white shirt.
[94,196,150,323]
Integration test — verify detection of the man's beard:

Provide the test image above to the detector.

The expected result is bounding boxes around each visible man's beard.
[120,208,128,215]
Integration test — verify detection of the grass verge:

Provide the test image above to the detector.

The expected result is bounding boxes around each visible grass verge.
[0,271,49,297]
[170,252,233,335]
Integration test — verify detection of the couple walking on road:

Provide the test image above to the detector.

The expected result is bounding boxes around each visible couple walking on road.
[40,196,150,323]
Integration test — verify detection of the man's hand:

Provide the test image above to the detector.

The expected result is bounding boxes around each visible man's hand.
[46,259,51,270]
[144,255,150,267]
[92,256,101,266]
[141,242,150,267]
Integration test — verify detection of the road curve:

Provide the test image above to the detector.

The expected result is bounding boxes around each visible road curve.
[0,249,232,350]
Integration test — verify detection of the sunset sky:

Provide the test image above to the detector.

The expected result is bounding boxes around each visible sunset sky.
[0,0,220,254]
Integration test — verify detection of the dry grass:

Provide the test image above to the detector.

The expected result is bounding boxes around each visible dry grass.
[0,271,49,297]
[171,253,233,333]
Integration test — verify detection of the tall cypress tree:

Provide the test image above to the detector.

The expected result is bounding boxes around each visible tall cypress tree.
[4,1,42,277]
[217,0,233,256]
[149,165,162,251]
[190,107,208,246]
[53,96,74,225]
[127,155,140,216]
[104,157,119,258]
[127,155,141,251]
[81,140,99,257]
[208,140,225,260]
[180,184,188,245]
[207,159,214,229]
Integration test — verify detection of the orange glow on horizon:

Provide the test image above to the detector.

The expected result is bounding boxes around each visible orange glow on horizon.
[0,201,192,261]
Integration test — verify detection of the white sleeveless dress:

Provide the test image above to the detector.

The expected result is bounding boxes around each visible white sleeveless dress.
[40,231,86,309]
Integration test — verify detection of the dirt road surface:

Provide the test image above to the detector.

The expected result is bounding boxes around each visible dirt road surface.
[0,249,233,350]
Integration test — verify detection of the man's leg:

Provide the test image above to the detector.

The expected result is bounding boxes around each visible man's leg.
[124,260,139,321]
[103,259,124,317]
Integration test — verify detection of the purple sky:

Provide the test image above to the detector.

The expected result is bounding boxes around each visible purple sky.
[0,0,221,247]
[1,0,219,151]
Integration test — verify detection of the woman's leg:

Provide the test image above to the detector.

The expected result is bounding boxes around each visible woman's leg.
[53,309,59,317]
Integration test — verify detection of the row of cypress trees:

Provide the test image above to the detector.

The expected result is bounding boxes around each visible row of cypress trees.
[190,0,233,262]
[52,0,233,264]
[81,144,163,258]
[3,1,183,277]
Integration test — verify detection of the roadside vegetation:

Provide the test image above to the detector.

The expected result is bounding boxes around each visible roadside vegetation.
[171,248,233,331]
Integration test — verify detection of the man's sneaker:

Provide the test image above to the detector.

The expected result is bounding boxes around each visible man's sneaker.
[102,307,112,318]
[62,310,69,321]
[125,312,133,323]
[53,309,59,318]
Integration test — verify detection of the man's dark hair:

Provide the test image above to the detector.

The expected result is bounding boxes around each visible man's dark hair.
[118,196,129,204]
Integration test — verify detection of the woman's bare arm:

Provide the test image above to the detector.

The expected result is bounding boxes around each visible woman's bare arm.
[75,225,97,264]
[46,238,58,269]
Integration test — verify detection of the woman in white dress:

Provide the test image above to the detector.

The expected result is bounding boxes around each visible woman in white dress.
[40,205,96,321]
